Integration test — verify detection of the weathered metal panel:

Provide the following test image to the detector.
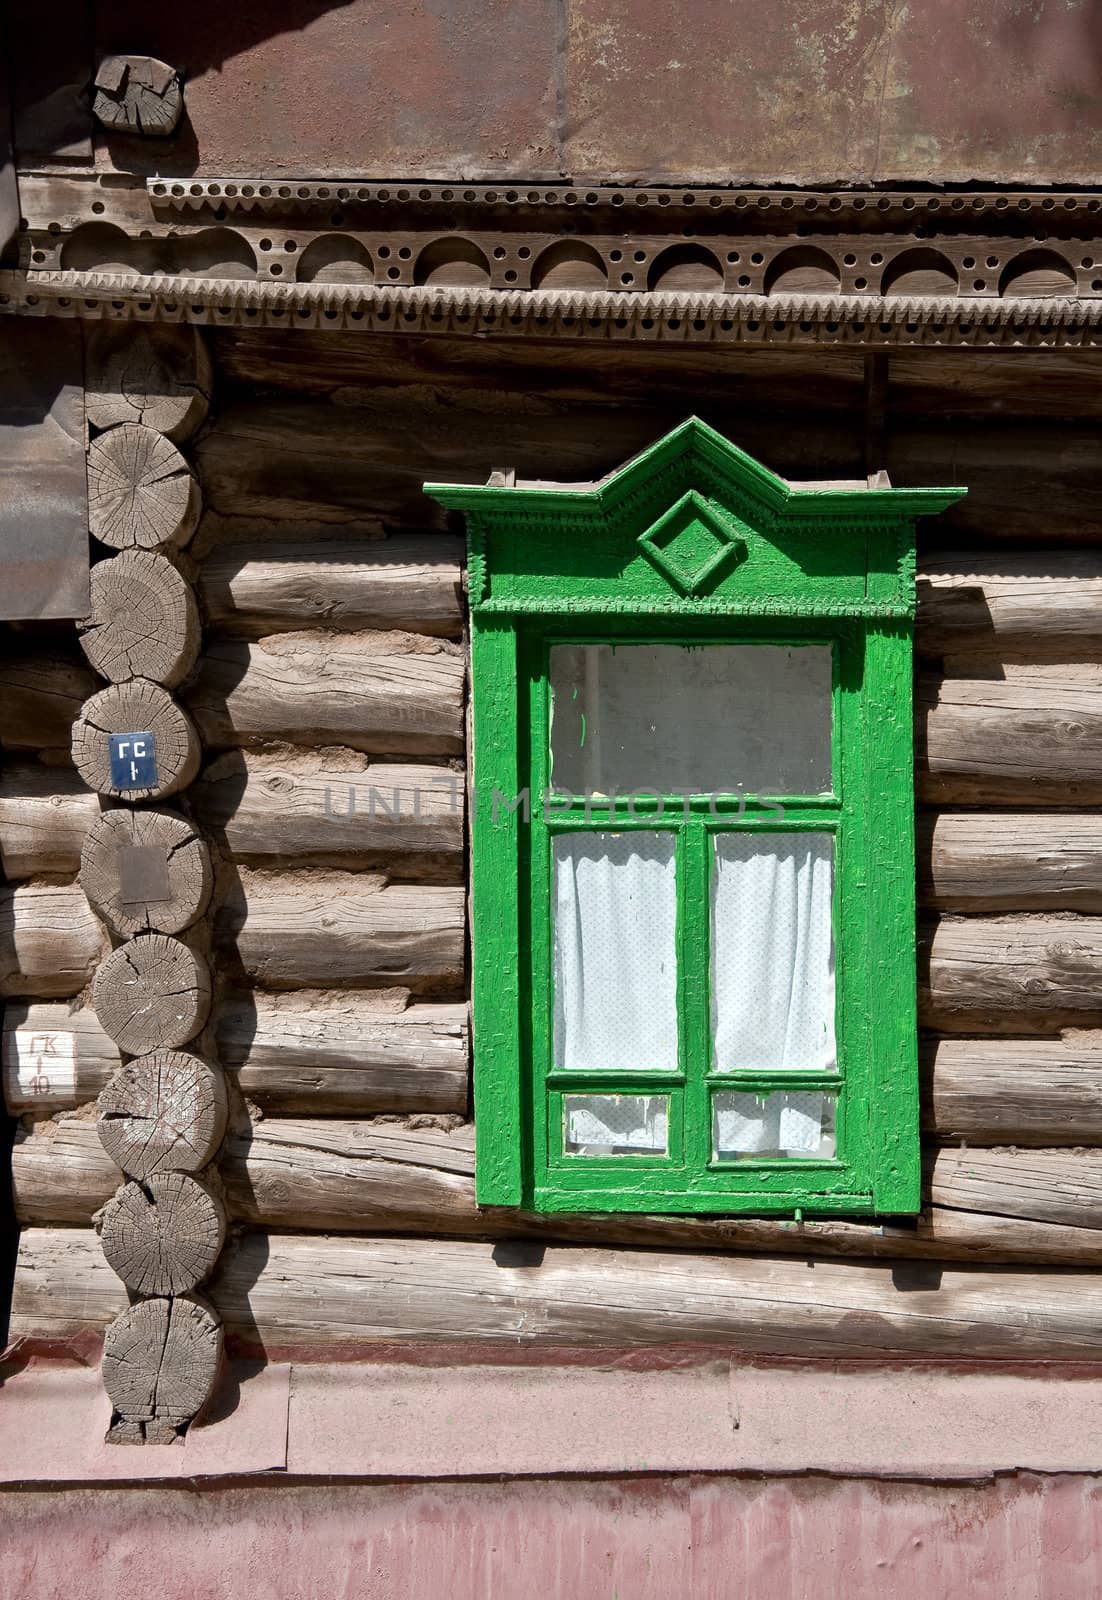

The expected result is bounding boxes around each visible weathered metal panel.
[78,0,1102,185]
[92,0,562,179]
[565,0,1102,185]
[0,318,89,620]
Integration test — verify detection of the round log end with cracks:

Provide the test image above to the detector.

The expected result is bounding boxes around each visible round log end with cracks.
[88,424,200,552]
[72,680,201,801]
[79,550,201,687]
[85,325,211,443]
[98,1173,226,1296]
[92,935,211,1054]
[80,807,212,937]
[97,1049,226,1179]
[102,1297,222,1439]
[93,56,184,138]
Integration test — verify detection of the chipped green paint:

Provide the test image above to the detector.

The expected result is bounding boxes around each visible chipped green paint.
[427,418,964,1217]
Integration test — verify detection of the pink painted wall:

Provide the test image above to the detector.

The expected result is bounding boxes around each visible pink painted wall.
[2,1472,1100,1600]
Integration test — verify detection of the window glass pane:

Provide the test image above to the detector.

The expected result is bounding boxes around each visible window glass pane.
[564,1094,670,1156]
[711,832,836,1071]
[713,1090,837,1160]
[550,643,832,797]
[553,832,678,1071]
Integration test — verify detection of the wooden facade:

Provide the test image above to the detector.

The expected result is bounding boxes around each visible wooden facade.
[1,3,1101,1586]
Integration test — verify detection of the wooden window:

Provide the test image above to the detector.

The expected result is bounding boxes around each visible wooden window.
[427,420,962,1217]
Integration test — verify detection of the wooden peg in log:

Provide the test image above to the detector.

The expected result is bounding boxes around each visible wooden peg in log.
[93,56,184,139]
[80,808,212,938]
[97,1049,226,1179]
[79,551,200,687]
[97,1173,226,1296]
[92,936,211,1054]
[72,680,201,801]
[102,1297,222,1444]
[87,424,200,552]
[85,324,211,444]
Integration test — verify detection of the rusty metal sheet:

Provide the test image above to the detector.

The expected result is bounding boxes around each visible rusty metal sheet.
[0,318,89,620]
[564,0,1102,185]
[92,0,561,178]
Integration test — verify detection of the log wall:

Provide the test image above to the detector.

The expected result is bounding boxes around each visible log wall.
[6,328,1102,1361]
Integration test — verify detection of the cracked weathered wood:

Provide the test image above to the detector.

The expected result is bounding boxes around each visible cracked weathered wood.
[923,917,1102,1033]
[18,1121,1102,1266]
[72,680,201,801]
[17,1228,1102,1359]
[80,808,212,937]
[92,55,183,138]
[85,324,211,443]
[918,814,1102,914]
[192,751,464,876]
[216,991,469,1113]
[0,885,108,998]
[918,667,1102,805]
[102,1295,222,1440]
[199,535,464,637]
[97,1173,226,1296]
[78,550,201,686]
[0,653,98,754]
[96,1049,226,1179]
[87,424,200,552]
[221,870,465,993]
[924,1037,1102,1145]
[92,935,210,1053]
[3,1003,122,1111]
[0,764,101,878]
[186,633,465,756]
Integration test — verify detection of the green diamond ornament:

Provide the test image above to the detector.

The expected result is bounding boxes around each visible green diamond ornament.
[637,490,748,596]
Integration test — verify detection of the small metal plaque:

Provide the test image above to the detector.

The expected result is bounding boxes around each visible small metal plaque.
[117,845,171,905]
[109,732,157,790]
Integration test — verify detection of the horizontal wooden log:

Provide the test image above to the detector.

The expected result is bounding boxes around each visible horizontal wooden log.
[195,397,1102,543]
[216,329,1102,425]
[219,872,465,994]
[80,806,212,936]
[919,669,1102,805]
[923,917,1102,1033]
[918,814,1102,913]
[0,885,107,998]
[186,634,465,757]
[0,765,101,878]
[199,536,465,638]
[916,552,1102,660]
[13,1227,1102,1358]
[925,1037,1102,1145]
[2,1002,122,1112]
[931,1148,1102,1233]
[0,654,98,753]
[17,1120,1102,1266]
[191,752,464,878]
[216,992,468,1113]
[4,994,467,1116]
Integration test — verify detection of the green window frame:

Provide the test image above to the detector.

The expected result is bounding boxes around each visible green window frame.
[427,420,963,1218]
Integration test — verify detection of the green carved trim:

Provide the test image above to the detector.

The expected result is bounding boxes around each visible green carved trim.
[426,420,963,1218]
